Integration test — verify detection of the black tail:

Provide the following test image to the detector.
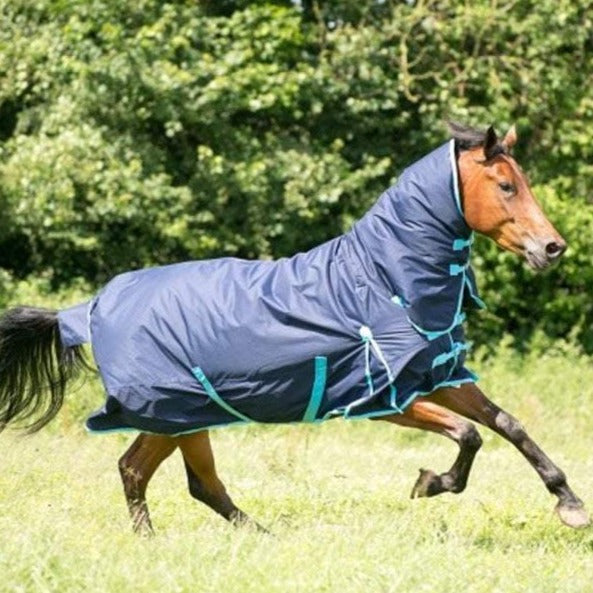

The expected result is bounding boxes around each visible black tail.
[0,307,89,432]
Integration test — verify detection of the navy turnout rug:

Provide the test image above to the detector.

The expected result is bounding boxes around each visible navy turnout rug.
[58,140,484,435]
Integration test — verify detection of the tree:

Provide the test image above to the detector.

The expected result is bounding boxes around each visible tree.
[1,0,592,350]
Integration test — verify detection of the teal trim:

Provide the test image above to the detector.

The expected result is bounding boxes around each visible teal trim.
[449,139,465,217]
[322,408,345,420]
[302,356,328,422]
[464,275,487,310]
[192,366,253,423]
[342,387,377,419]
[341,382,401,420]
[409,311,466,342]
[394,375,479,415]
[363,371,374,394]
[345,408,404,420]
[343,374,478,421]
[464,369,480,382]
[388,383,402,413]
[85,420,247,437]
[408,319,445,341]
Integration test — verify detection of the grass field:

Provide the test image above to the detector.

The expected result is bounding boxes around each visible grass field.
[1,345,593,593]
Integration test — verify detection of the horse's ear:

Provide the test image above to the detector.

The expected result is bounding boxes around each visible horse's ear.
[502,124,518,150]
[483,125,499,160]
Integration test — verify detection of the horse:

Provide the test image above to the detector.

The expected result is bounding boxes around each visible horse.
[0,123,589,535]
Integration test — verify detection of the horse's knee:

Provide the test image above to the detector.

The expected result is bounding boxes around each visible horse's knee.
[494,411,526,441]
[118,453,131,478]
[461,423,482,452]
[545,468,568,492]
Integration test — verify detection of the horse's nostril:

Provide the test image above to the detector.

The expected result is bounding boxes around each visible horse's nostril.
[545,240,567,259]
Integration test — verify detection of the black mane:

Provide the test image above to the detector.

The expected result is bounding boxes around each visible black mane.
[447,122,489,150]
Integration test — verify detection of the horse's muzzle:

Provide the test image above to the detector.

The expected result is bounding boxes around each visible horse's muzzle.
[526,237,567,270]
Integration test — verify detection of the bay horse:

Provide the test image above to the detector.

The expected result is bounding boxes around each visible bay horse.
[0,124,589,535]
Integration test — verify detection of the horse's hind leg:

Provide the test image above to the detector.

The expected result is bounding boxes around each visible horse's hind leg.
[178,431,267,532]
[431,383,590,529]
[118,433,177,535]
[376,398,483,498]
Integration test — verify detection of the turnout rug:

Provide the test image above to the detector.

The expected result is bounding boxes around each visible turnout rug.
[58,140,484,435]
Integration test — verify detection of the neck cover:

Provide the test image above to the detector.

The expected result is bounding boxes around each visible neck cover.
[350,139,485,338]
[58,140,484,435]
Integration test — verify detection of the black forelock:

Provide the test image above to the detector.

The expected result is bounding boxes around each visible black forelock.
[447,121,508,159]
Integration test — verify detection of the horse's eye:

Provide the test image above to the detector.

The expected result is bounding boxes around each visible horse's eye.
[498,181,516,193]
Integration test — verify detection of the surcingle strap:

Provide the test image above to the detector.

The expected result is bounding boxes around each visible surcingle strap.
[193,357,329,425]
[192,367,252,423]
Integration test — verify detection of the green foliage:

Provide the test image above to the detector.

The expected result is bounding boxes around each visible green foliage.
[0,0,592,350]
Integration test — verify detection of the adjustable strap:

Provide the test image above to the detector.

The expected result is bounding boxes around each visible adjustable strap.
[431,342,468,369]
[192,367,252,422]
[449,262,469,276]
[452,235,474,251]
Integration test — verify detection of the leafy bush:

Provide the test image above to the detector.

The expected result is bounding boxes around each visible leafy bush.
[0,0,592,351]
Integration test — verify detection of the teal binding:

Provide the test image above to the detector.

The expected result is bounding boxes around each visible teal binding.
[302,356,328,422]
[464,276,487,309]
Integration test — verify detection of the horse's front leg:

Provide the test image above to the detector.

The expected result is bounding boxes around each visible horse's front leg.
[430,383,590,529]
[375,398,483,497]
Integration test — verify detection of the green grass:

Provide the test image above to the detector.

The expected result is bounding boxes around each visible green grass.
[1,346,593,593]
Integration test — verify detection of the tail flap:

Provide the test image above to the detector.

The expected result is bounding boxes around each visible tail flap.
[58,301,91,347]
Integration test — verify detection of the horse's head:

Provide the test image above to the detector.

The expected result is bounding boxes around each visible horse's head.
[453,123,566,270]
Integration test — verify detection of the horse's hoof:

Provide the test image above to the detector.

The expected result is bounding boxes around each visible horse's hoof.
[555,502,591,529]
[230,512,271,535]
[253,521,272,535]
[133,524,155,538]
[410,468,442,498]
